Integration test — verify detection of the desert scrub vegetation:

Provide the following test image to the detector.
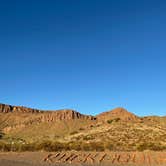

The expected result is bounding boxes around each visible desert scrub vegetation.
[104,142,114,150]
[69,131,78,135]
[107,118,121,124]
[82,135,95,141]
[136,142,166,151]
[0,130,4,139]
[79,127,85,131]
[67,141,82,151]
[79,142,104,151]
[0,140,105,152]
[35,141,65,151]
[0,139,165,152]
[0,141,36,152]
[0,141,11,151]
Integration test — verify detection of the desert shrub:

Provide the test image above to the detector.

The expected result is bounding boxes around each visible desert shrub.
[68,142,82,151]
[0,142,10,151]
[35,141,51,151]
[104,142,114,150]
[107,119,113,124]
[137,142,166,151]
[90,125,94,128]
[107,118,120,124]
[90,142,104,151]
[81,143,92,151]
[0,142,11,151]
[0,141,104,152]
[6,143,37,152]
[0,141,66,152]
[10,143,20,151]
[114,118,121,122]
[80,142,104,151]
[137,143,149,151]
[0,131,4,139]
[3,144,11,151]
[0,142,5,151]
[70,131,78,135]
[35,141,65,151]
[50,142,65,151]
[25,143,37,151]
[18,143,35,151]
[83,135,95,141]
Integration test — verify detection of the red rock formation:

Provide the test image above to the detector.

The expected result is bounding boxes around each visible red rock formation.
[0,104,13,113]
[0,103,95,121]
[0,103,41,113]
[40,109,95,122]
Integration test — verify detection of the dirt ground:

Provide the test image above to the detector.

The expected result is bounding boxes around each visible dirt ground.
[0,151,165,166]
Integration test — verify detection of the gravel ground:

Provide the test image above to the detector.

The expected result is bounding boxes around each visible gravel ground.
[0,151,165,166]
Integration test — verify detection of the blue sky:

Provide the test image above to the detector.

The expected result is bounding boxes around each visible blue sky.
[0,0,166,116]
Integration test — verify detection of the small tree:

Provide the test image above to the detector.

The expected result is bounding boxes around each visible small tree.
[0,130,4,139]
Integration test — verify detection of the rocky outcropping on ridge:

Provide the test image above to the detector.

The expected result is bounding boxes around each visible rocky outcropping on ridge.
[0,103,95,121]
[0,103,41,113]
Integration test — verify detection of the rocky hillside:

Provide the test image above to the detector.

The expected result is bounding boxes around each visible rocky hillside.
[0,103,165,151]
[0,103,95,121]
[96,107,140,122]
[0,103,41,113]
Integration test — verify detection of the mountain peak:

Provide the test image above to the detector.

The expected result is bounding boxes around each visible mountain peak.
[109,107,133,115]
[97,107,139,122]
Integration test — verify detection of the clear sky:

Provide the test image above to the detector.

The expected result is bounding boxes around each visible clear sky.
[0,0,166,116]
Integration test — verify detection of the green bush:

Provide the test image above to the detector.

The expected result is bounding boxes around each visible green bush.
[80,142,104,151]
[107,118,121,124]
[70,131,78,135]
[68,142,82,151]
[137,142,166,151]
[35,141,65,151]
[83,135,95,141]
[90,142,104,151]
[0,131,4,139]
[81,143,92,151]
[107,119,113,124]
[0,142,10,151]
[19,143,36,151]
[104,142,114,150]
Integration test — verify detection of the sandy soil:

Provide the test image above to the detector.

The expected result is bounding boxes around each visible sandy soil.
[0,151,165,166]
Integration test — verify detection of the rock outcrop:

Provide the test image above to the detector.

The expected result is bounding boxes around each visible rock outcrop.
[0,103,95,121]
[0,103,41,113]
[40,110,95,122]
[0,104,140,124]
[0,104,13,113]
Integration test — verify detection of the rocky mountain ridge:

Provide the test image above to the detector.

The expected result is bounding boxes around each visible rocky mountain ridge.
[0,103,95,121]
[1,103,165,122]
[0,103,41,113]
[0,103,166,151]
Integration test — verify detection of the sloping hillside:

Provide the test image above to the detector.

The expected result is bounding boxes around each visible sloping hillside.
[0,103,165,151]
[96,107,140,122]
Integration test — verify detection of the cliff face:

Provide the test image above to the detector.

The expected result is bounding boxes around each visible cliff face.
[0,103,41,113]
[0,103,95,121]
[40,110,95,122]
